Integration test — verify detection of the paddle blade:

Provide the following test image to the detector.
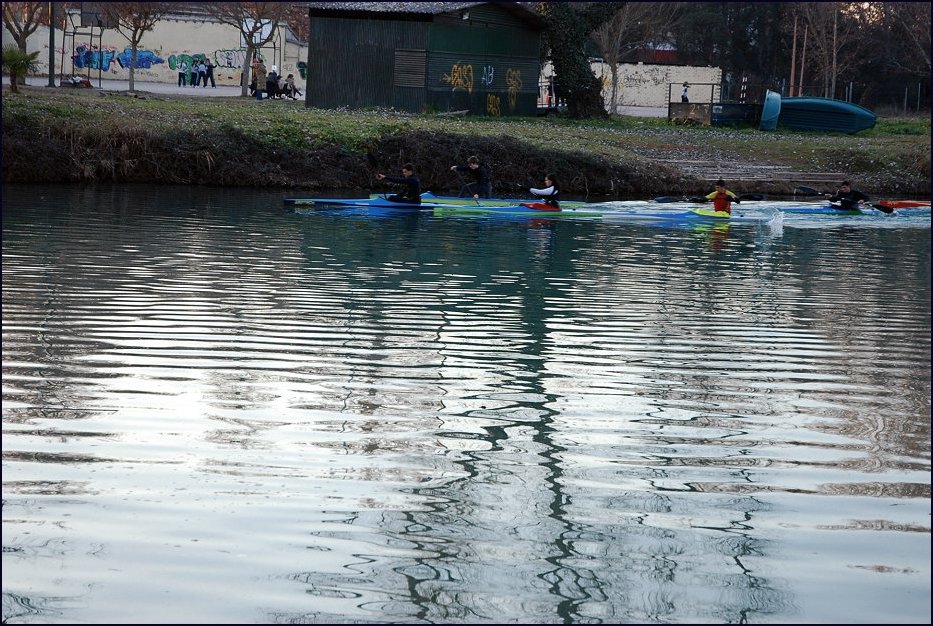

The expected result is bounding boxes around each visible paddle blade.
[795,185,821,196]
[870,203,895,214]
[739,193,764,201]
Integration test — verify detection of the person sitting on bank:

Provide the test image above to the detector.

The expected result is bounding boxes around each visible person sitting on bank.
[450,156,493,199]
[529,174,560,208]
[376,163,421,203]
[827,180,869,210]
[705,179,740,214]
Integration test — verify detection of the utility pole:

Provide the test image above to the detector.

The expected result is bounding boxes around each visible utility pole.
[47,2,55,86]
[789,13,797,97]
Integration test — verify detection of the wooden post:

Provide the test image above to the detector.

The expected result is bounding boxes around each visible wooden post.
[798,24,808,97]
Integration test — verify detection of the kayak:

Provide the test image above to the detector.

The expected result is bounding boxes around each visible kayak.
[393,192,591,208]
[602,208,778,224]
[874,200,930,210]
[433,202,605,218]
[284,196,437,209]
[781,204,863,215]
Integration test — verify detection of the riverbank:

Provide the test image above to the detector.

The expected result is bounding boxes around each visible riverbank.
[2,84,929,197]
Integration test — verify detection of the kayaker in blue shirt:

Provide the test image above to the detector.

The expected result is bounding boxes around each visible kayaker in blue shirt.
[376,163,421,204]
[450,156,493,199]
[827,180,869,210]
[530,174,560,208]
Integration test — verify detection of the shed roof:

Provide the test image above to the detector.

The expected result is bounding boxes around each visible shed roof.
[307,2,543,27]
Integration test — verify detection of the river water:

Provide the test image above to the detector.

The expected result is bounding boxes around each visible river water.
[2,184,930,624]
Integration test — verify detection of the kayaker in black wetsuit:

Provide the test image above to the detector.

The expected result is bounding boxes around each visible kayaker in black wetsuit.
[529,174,560,208]
[827,180,869,210]
[450,156,493,199]
[376,163,421,203]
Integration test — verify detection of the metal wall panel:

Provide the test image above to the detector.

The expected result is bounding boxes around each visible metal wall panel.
[306,6,541,116]
[307,16,428,110]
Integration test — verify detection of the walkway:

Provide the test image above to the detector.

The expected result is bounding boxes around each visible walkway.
[26,76,243,97]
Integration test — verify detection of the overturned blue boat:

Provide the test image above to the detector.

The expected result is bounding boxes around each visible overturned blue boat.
[778,96,877,133]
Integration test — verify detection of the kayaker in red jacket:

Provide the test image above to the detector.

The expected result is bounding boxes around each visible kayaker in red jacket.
[705,179,740,214]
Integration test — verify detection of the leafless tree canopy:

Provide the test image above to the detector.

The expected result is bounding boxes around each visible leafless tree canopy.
[2,2,48,53]
[98,2,170,93]
[208,2,292,96]
[589,2,683,113]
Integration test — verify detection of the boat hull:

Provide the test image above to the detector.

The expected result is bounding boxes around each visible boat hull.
[759,90,781,131]
[778,97,877,133]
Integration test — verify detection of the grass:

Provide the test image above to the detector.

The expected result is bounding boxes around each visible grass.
[3,85,930,194]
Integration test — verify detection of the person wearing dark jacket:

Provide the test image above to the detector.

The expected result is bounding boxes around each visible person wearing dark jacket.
[376,163,421,203]
[450,155,493,199]
[827,180,869,209]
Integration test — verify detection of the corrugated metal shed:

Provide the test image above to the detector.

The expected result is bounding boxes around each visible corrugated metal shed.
[305,2,544,115]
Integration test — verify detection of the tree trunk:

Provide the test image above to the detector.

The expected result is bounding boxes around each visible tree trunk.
[240,44,255,97]
[609,63,618,115]
[129,41,138,93]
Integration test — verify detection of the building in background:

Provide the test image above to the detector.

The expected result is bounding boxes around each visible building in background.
[305,2,544,116]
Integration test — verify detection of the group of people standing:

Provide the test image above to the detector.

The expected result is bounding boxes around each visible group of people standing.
[249,57,302,100]
[177,59,216,88]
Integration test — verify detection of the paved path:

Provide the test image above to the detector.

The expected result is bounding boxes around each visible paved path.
[26,76,243,97]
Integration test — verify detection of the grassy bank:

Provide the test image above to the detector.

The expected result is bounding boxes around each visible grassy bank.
[2,85,929,197]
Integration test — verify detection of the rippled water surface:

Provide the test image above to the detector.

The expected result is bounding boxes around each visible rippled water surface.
[3,184,930,624]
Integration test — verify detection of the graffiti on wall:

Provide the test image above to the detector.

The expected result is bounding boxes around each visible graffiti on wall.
[116,48,165,69]
[481,65,494,87]
[486,94,501,116]
[443,63,474,94]
[506,68,522,111]
[68,40,309,86]
[72,45,117,71]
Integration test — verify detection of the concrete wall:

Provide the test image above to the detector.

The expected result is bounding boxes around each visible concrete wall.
[541,61,722,111]
[2,12,308,90]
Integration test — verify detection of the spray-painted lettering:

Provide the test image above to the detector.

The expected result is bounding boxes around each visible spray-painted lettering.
[506,68,522,111]
[481,65,494,87]
[72,45,117,71]
[486,94,501,116]
[443,63,473,94]
[296,61,307,80]
[116,48,165,69]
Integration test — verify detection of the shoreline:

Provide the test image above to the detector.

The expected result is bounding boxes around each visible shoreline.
[3,84,930,197]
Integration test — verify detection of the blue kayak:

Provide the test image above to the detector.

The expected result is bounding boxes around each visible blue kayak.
[781,203,864,215]
[284,196,437,209]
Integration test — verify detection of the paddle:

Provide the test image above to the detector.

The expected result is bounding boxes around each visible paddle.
[451,167,481,205]
[366,151,391,200]
[657,192,764,203]
[795,185,893,213]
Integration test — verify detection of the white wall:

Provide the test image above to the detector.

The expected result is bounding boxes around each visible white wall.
[541,61,722,111]
[2,13,309,90]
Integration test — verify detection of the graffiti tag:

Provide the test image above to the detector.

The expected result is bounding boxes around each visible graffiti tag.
[72,45,116,71]
[486,94,501,116]
[481,65,494,87]
[442,63,473,94]
[506,68,522,111]
[116,48,165,70]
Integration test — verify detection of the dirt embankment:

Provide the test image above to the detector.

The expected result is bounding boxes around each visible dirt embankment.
[2,86,929,197]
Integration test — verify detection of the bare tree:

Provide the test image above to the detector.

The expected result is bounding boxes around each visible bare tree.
[2,2,47,53]
[884,1,931,76]
[800,2,859,98]
[590,2,683,114]
[99,2,169,93]
[208,2,290,97]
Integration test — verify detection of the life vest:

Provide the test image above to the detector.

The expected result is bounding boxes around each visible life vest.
[711,191,732,213]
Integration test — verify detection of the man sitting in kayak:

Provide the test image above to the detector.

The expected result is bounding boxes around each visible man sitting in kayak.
[529,174,560,208]
[376,163,421,204]
[705,179,740,214]
[827,180,869,210]
[450,156,493,199]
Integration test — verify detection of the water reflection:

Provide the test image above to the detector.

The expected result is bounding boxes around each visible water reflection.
[2,184,930,623]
